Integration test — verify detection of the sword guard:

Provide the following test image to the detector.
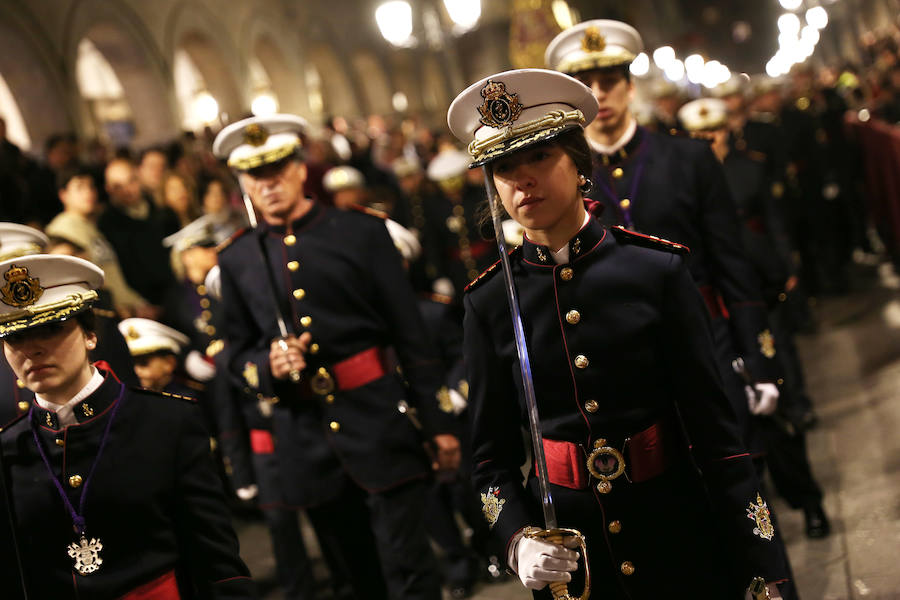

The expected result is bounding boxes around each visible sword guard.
[523,527,590,600]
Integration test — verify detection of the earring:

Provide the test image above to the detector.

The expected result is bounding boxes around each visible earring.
[578,175,593,195]
[87,342,96,350]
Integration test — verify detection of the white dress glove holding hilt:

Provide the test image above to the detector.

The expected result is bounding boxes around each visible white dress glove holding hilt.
[746,382,779,415]
[509,530,579,590]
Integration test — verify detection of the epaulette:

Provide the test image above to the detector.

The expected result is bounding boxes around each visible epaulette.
[0,412,27,433]
[216,228,248,254]
[464,247,520,293]
[426,292,454,305]
[611,226,690,255]
[132,387,198,403]
[348,204,388,220]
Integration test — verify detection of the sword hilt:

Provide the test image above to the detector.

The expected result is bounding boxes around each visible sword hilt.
[524,527,590,600]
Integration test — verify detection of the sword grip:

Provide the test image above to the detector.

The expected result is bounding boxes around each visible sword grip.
[547,531,571,600]
[524,528,590,600]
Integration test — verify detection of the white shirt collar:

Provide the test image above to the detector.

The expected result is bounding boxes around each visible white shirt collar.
[551,211,591,265]
[35,368,104,427]
[587,116,637,156]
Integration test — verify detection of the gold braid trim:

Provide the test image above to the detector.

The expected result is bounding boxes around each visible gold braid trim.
[468,110,585,161]
[0,294,99,336]
[557,52,636,74]
[227,142,300,171]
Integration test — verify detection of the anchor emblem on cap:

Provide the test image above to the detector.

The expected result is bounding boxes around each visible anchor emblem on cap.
[581,26,607,52]
[0,265,43,308]
[477,80,523,128]
[243,123,269,147]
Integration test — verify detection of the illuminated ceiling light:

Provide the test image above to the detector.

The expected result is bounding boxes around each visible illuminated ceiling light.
[766,58,784,77]
[801,26,820,45]
[663,59,684,82]
[392,92,409,112]
[653,46,676,69]
[806,6,828,29]
[444,0,480,32]
[191,91,219,125]
[629,52,650,76]
[376,1,414,47]
[778,13,801,36]
[779,0,802,9]
[684,53,705,83]
[778,32,799,48]
[552,0,575,29]
[251,92,278,116]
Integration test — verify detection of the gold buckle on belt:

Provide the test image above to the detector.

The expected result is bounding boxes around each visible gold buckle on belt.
[586,438,626,494]
[310,367,335,396]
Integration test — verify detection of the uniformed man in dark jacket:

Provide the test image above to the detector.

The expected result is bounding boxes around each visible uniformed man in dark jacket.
[680,97,830,539]
[213,114,461,600]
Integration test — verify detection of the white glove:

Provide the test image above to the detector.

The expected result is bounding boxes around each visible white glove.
[236,485,259,501]
[511,532,579,590]
[448,388,467,415]
[432,277,455,297]
[185,350,217,382]
[204,264,222,301]
[746,383,779,416]
[385,218,423,261]
[501,218,525,246]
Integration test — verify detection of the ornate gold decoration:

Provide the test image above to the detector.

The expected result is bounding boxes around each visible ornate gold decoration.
[436,387,454,413]
[68,535,103,575]
[581,26,607,52]
[243,362,259,389]
[586,438,626,494]
[477,80,524,129]
[125,326,140,341]
[758,329,776,358]
[572,238,582,255]
[468,109,585,161]
[310,367,335,396]
[746,493,775,540]
[243,123,269,147]
[535,247,549,263]
[480,486,506,529]
[1,265,43,308]
[205,339,225,357]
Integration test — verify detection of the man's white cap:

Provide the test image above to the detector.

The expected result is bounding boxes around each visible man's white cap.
[710,75,746,99]
[322,166,365,193]
[391,156,422,179]
[648,78,680,100]
[118,317,189,357]
[545,20,643,74]
[678,98,728,132]
[163,215,220,254]
[212,114,307,171]
[447,69,598,167]
[0,255,103,338]
[0,223,49,261]
[426,149,471,181]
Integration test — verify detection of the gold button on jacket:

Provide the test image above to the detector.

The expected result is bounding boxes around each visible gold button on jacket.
[68,474,83,488]
[612,167,624,179]
[329,421,341,432]
[566,310,581,325]
[584,399,599,413]
[620,561,635,575]
[574,355,589,369]
[608,520,622,534]
[287,261,300,272]
[293,288,306,300]
[560,267,574,281]
[284,234,297,246]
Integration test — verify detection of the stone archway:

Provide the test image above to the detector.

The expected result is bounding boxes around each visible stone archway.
[308,43,360,119]
[63,1,177,147]
[178,31,246,125]
[254,35,304,115]
[0,10,71,153]
[351,51,393,116]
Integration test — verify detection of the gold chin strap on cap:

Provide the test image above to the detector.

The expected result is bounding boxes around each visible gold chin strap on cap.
[523,527,590,600]
[468,109,585,160]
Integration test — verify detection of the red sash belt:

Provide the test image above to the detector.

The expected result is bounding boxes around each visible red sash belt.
[540,421,675,490]
[698,285,729,320]
[119,570,179,600]
[331,347,390,391]
[250,429,275,455]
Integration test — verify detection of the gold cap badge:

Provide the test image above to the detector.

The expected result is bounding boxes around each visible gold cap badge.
[243,123,269,147]
[125,326,140,341]
[1,264,43,308]
[477,80,523,129]
[581,26,607,52]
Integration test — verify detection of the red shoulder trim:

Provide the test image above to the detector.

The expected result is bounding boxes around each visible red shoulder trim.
[216,228,248,253]
[464,247,518,293]
[610,226,690,254]
[348,204,387,220]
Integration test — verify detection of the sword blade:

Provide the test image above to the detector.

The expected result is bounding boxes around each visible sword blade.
[482,167,557,530]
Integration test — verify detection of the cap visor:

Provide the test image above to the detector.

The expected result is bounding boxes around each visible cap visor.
[469,124,582,168]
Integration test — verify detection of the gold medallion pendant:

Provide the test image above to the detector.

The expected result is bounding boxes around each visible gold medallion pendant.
[586,438,626,494]
[68,535,103,575]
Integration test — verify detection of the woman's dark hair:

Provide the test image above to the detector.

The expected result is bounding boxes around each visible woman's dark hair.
[75,309,97,335]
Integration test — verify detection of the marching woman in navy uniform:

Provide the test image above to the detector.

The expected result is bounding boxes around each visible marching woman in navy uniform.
[0,255,255,599]
[448,69,789,599]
